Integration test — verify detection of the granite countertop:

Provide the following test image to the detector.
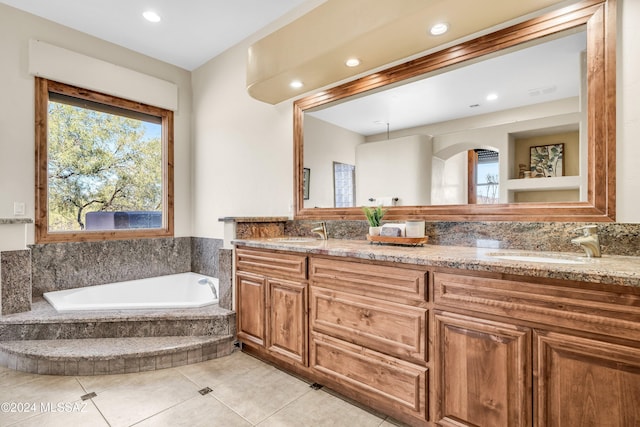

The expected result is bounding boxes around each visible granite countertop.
[0,218,33,225]
[233,238,640,288]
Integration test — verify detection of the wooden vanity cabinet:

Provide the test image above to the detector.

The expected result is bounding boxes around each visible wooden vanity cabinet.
[434,271,640,427]
[236,247,308,366]
[235,247,640,426]
[309,257,430,425]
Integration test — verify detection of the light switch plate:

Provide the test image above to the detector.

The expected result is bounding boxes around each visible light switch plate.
[13,202,25,216]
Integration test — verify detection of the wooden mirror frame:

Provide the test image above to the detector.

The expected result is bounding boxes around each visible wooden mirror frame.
[293,0,615,222]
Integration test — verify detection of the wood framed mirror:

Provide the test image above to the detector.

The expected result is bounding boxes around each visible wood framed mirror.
[293,0,615,222]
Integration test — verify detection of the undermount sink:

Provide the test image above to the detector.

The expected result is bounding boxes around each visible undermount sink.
[487,252,588,265]
[269,237,318,243]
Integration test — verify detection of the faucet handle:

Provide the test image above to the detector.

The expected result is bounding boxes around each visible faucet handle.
[574,225,598,236]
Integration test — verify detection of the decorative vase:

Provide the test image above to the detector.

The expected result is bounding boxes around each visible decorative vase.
[369,226,381,236]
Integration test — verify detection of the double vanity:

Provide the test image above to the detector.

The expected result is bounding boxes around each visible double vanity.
[234,238,640,427]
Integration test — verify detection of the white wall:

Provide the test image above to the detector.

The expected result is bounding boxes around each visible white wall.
[303,116,362,208]
[190,42,294,238]
[0,4,193,249]
[356,135,432,206]
[190,1,325,238]
[617,0,640,222]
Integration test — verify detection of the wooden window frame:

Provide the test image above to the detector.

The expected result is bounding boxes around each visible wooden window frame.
[34,77,174,243]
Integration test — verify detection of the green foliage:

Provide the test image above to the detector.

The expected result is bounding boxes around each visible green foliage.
[362,206,387,227]
[47,102,162,231]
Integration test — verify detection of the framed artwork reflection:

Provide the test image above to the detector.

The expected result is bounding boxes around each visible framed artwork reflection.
[530,143,564,177]
[303,168,310,200]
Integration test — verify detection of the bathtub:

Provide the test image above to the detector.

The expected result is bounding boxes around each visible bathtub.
[43,272,219,313]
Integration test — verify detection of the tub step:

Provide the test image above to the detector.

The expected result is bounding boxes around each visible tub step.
[0,298,236,341]
[0,334,235,375]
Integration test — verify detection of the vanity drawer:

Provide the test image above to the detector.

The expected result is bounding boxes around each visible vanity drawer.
[236,247,307,280]
[433,272,640,341]
[310,332,428,421]
[310,257,427,303]
[310,287,427,363]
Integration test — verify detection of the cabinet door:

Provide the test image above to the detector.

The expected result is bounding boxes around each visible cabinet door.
[536,331,640,427]
[267,278,307,365]
[435,311,532,427]
[236,271,266,347]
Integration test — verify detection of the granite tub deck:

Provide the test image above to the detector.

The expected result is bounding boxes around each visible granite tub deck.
[0,298,236,375]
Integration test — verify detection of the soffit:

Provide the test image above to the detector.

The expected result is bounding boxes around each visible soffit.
[247,0,572,104]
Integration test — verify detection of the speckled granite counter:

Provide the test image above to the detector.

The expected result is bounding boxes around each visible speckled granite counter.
[0,218,32,224]
[233,238,640,288]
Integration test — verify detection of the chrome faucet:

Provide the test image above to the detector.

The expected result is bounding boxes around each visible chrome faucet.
[198,277,218,299]
[571,225,601,258]
[311,221,328,240]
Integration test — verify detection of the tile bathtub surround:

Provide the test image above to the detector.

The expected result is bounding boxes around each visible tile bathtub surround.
[190,237,233,311]
[0,298,236,375]
[30,237,192,296]
[190,237,223,278]
[217,248,233,310]
[0,250,31,315]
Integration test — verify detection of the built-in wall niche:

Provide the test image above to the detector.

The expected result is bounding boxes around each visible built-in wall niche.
[506,124,583,203]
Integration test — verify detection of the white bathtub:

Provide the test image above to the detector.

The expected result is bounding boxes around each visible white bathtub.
[43,272,219,313]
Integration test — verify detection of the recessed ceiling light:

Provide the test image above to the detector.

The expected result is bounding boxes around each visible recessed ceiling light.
[290,80,303,89]
[143,11,161,23]
[486,93,498,101]
[429,23,449,36]
[345,58,361,67]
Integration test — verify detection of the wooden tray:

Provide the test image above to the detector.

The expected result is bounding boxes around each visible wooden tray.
[366,235,428,246]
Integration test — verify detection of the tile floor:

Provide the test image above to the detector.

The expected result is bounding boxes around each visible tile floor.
[0,349,405,426]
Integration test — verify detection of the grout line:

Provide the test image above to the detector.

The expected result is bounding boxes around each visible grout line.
[205,393,256,426]
[252,386,314,426]
[86,398,112,427]
[126,396,199,426]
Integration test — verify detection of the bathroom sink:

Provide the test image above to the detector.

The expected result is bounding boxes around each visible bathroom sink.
[269,237,318,243]
[487,252,587,265]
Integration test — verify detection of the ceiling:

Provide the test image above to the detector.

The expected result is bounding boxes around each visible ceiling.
[0,0,310,70]
[308,29,586,136]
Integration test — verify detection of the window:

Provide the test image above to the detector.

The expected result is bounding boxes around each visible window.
[468,149,499,204]
[333,162,355,208]
[35,78,174,243]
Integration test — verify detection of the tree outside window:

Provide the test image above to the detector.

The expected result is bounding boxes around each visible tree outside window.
[35,78,174,243]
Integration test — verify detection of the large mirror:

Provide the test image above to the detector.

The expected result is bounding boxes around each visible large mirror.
[294,0,615,222]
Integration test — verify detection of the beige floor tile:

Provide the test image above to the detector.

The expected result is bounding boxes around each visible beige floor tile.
[135,394,252,427]
[0,366,41,388]
[77,362,181,394]
[178,351,269,388]
[5,399,109,427]
[256,388,385,427]
[0,374,86,425]
[90,368,201,427]
[0,350,400,427]
[209,361,312,424]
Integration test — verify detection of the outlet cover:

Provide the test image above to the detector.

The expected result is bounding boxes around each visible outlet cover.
[13,202,25,216]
